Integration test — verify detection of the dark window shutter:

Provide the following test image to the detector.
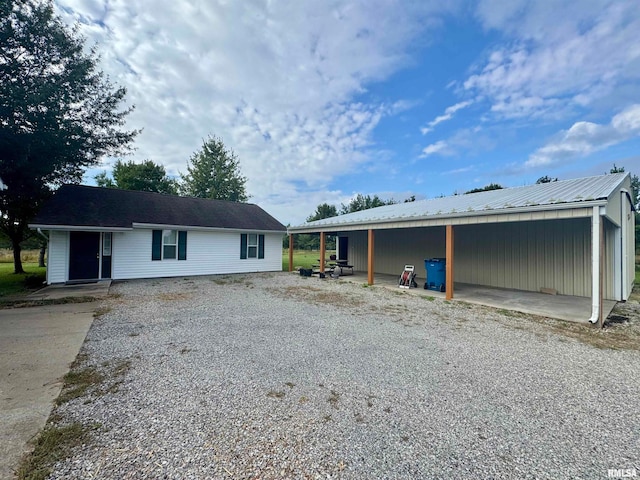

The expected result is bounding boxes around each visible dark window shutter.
[240,234,247,259]
[152,230,162,261]
[178,231,187,260]
[258,234,265,259]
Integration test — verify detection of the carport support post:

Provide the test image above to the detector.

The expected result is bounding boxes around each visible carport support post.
[446,225,454,300]
[288,234,294,272]
[367,229,375,285]
[589,206,604,326]
[319,232,325,273]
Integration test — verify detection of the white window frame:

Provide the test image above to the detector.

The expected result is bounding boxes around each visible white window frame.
[247,234,258,258]
[163,229,177,260]
[102,232,112,256]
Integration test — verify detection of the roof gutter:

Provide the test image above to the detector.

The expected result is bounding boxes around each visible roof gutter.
[132,222,286,234]
[289,199,608,234]
[28,224,133,232]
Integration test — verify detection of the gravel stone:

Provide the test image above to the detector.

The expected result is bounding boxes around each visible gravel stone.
[48,272,640,479]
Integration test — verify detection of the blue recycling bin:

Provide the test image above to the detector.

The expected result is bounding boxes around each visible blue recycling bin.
[424,258,446,292]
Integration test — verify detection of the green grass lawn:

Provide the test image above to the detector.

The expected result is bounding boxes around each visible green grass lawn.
[0,262,46,298]
[282,250,336,271]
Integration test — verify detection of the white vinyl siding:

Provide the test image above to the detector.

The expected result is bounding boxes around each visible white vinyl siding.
[111,229,282,280]
[47,230,69,283]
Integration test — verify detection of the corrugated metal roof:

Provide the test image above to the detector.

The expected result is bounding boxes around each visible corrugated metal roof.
[292,173,628,230]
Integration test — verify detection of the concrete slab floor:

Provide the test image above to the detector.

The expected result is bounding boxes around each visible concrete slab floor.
[0,303,96,480]
[338,272,616,323]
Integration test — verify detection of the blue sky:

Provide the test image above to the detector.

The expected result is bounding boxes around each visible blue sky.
[55,0,640,225]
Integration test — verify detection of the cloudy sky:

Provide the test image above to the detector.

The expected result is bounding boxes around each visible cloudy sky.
[55,0,640,225]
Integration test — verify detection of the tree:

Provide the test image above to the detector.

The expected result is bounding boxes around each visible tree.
[609,164,640,210]
[95,160,177,194]
[289,203,339,251]
[0,0,137,273]
[340,194,395,214]
[180,136,248,201]
[536,175,557,184]
[307,203,338,222]
[465,183,503,194]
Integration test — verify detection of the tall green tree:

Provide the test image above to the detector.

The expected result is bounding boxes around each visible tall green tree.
[0,0,137,273]
[95,160,177,194]
[307,203,338,222]
[180,136,248,201]
[340,194,395,214]
[292,203,339,251]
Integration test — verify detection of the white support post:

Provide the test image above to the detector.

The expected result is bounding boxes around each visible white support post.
[589,206,601,324]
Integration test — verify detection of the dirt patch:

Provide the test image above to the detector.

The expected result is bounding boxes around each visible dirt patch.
[156,292,193,302]
[269,285,365,309]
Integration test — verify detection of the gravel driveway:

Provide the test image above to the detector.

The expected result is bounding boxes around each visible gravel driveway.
[48,273,639,479]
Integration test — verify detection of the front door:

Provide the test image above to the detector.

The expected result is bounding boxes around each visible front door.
[69,232,100,281]
[338,236,349,261]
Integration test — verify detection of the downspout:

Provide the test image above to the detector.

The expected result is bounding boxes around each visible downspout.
[36,228,48,243]
[589,207,601,324]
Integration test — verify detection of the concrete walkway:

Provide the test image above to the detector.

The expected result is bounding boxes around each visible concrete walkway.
[0,284,104,479]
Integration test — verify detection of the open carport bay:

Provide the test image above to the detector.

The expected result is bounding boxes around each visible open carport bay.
[42,272,639,479]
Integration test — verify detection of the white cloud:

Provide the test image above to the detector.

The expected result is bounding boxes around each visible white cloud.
[420,100,472,134]
[526,104,640,168]
[417,125,494,160]
[54,0,455,224]
[442,166,474,175]
[420,140,450,157]
[467,1,640,119]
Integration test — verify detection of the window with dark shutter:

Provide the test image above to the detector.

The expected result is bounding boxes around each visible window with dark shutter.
[241,233,265,259]
[153,229,187,261]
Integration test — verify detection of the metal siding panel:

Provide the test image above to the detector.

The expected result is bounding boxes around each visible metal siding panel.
[607,182,623,225]
[563,221,574,295]
[370,227,446,278]
[343,218,593,296]
[452,219,590,296]
[627,199,635,297]
[604,223,616,300]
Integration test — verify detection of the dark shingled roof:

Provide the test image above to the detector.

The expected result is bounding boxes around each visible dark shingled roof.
[31,185,286,232]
